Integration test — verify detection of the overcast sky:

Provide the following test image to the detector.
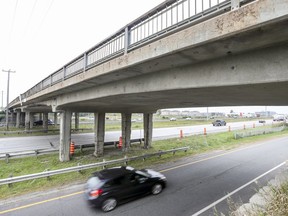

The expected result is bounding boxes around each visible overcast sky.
[0,0,287,114]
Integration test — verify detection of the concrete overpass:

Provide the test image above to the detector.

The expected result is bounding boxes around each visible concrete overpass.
[8,0,288,161]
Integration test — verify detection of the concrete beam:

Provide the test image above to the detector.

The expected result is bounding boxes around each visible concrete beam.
[121,113,132,152]
[93,113,105,157]
[143,113,153,149]
[59,110,72,162]
[54,44,288,112]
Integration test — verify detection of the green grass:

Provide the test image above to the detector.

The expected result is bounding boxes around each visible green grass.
[226,176,288,216]
[0,125,287,200]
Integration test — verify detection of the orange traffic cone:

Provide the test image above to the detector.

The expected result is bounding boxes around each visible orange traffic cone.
[70,141,75,155]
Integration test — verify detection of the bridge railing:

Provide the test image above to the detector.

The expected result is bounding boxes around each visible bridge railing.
[10,0,255,107]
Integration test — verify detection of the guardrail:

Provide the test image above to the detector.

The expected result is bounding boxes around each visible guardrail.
[0,138,145,162]
[0,147,189,186]
[0,128,92,135]
[9,0,256,108]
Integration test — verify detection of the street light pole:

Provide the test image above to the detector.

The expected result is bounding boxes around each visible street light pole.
[2,69,16,130]
[1,90,3,111]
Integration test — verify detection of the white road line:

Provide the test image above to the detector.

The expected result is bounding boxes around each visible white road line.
[191,161,286,216]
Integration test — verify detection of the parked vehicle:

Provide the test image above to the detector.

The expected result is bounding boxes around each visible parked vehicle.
[259,120,266,123]
[273,114,285,122]
[170,118,176,121]
[84,166,167,212]
[33,119,54,126]
[212,119,226,126]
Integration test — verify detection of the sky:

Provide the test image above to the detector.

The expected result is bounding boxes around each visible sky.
[0,0,287,115]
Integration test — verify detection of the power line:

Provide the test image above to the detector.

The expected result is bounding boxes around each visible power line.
[23,0,38,37]
[36,0,54,35]
[8,0,19,41]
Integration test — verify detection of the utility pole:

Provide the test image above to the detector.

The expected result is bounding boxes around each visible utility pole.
[2,69,16,130]
[1,90,3,111]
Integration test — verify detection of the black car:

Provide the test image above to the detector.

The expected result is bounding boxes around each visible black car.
[85,166,167,212]
[212,119,226,126]
[33,119,54,126]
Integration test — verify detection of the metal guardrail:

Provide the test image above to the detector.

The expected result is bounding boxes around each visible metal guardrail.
[0,138,145,162]
[9,0,256,108]
[0,128,92,135]
[0,147,189,186]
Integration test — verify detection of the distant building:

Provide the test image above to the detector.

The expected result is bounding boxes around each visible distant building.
[255,111,276,117]
[159,109,220,118]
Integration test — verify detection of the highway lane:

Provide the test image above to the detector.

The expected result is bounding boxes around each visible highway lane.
[0,120,271,154]
[1,135,287,216]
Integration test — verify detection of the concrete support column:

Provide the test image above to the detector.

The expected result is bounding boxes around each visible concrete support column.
[93,112,105,157]
[121,113,132,152]
[29,113,34,129]
[143,113,153,149]
[59,110,72,162]
[25,112,30,130]
[16,110,21,128]
[53,113,58,125]
[11,113,16,126]
[43,112,48,132]
[74,112,79,131]
[20,112,25,127]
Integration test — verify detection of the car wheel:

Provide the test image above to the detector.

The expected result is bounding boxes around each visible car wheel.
[152,183,163,195]
[101,198,117,212]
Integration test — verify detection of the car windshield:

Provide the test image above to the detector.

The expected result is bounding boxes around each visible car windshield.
[136,170,151,178]
[87,176,105,189]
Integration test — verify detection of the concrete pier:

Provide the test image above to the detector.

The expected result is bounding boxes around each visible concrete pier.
[93,113,105,157]
[121,113,132,152]
[144,113,153,149]
[59,110,72,162]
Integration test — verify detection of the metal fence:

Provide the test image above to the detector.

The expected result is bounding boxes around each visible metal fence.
[0,147,189,186]
[234,126,286,139]
[10,0,256,107]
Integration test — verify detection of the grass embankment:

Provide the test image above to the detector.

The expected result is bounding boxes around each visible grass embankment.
[228,177,288,216]
[0,125,287,200]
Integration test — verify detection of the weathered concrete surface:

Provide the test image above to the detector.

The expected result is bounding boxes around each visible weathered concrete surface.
[54,44,288,112]
[59,110,72,162]
[93,112,105,157]
[11,0,288,113]
[144,113,153,149]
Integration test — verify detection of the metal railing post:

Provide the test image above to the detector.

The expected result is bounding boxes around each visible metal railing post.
[231,0,240,10]
[124,26,130,54]
[83,53,87,72]
[63,66,66,81]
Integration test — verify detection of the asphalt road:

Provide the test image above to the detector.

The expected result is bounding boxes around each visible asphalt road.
[0,120,271,154]
[0,135,287,216]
